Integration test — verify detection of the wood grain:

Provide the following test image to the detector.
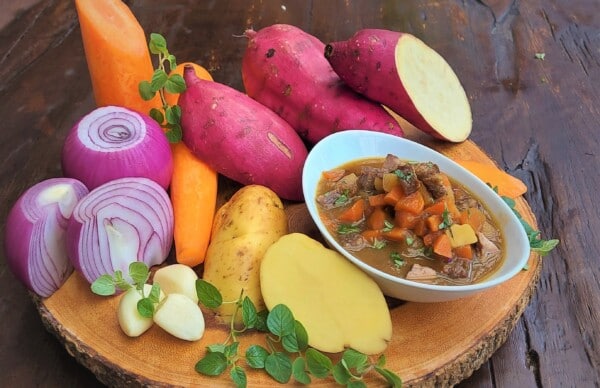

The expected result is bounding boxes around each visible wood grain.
[33,137,542,387]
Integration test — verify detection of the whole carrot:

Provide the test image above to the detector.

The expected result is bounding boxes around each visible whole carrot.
[75,0,160,112]
[167,62,218,266]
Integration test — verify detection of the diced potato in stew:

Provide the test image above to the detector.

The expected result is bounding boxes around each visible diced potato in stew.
[315,154,504,286]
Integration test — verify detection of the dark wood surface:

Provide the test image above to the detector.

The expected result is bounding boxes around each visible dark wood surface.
[0,0,597,386]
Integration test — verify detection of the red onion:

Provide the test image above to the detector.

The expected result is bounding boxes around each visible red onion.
[61,106,173,191]
[66,177,173,284]
[4,178,89,297]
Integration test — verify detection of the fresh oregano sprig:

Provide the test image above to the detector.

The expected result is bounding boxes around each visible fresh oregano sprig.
[90,262,161,318]
[139,32,186,142]
[194,279,402,387]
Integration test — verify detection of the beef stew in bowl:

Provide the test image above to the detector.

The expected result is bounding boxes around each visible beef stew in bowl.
[302,130,530,302]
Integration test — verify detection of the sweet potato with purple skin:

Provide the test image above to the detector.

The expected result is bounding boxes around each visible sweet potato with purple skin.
[325,29,472,142]
[242,24,403,145]
[179,67,308,201]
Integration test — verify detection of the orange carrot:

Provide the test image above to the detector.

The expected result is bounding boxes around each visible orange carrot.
[395,211,419,229]
[455,159,527,198]
[432,233,453,258]
[424,199,447,216]
[394,190,425,215]
[168,65,217,266]
[384,185,404,206]
[383,227,409,242]
[339,198,366,223]
[454,244,473,260]
[426,214,443,232]
[367,206,388,230]
[368,193,387,207]
[75,0,160,112]
[361,229,382,243]
[458,207,486,232]
[413,218,428,237]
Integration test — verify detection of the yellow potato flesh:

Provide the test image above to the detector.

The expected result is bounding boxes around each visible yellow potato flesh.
[260,233,392,355]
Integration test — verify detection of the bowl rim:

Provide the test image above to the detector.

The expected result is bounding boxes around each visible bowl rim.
[302,130,531,293]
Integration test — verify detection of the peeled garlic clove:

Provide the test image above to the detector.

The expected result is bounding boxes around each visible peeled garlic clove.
[118,284,164,337]
[153,264,199,303]
[153,293,205,341]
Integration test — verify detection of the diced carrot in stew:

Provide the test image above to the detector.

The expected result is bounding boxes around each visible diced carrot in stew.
[361,229,382,244]
[433,233,453,259]
[383,227,409,242]
[338,198,365,223]
[384,185,405,206]
[394,190,425,215]
[423,231,442,247]
[395,210,419,229]
[322,168,346,181]
[454,244,473,260]
[424,199,447,215]
[368,193,387,207]
[367,206,388,230]
[459,207,486,232]
[413,217,428,237]
[426,214,443,232]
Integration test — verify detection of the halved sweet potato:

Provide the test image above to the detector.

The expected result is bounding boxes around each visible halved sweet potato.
[325,29,472,142]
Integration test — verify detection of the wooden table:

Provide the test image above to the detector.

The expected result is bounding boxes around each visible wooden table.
[0,0,598,386]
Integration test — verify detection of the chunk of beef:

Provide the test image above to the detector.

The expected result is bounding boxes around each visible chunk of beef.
[454,187,479,210]
[382,154,404,171]
[406,263,438,281]
[340,233,369,252]
[357,166,384,192]
[316,189,343,209]
[394,164,419,195]
[442,258,472,279]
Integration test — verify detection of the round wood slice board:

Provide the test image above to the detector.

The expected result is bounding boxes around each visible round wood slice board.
[32,127,542,387]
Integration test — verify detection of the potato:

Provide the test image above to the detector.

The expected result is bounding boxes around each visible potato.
[117,284,165,337]
[153,293,205,341]
[202,185,287,324]
[325,29,472,142]
[153,264,199,303]
[260,233,392,355]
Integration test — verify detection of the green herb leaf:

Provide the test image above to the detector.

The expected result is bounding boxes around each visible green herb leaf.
[91,274,116,296]
[334,190,349,206]
[375,366,403,388]
[196,279,223,308]
[165,74,186,94]
[347,380,368,388]
[149,108,164,125]
[113,270,131,292]
[376,354,386,368]
[305,348,332,378]
[383,220,394,232]
[129,262,149,286]
[150,69,168,92]
[138,80,155,101]
[267,304,295,337]
[255,310,270,332]
[137,297,155,318]
[165,124,182,143]
[242,296,258,328]
[245,345,269,369]
[281,333,300,353]
[342,349,368,370]
[224,342,239,359]
[148,283,161,303]
[332,361,352,385]
[167,54,177,71]
[264,352,292,384]
[293,320,309,352]
[165,104,182,125]
[149,33,168,55]
[372,239,387,249]
[292,357,311,385]
[230,365,247,388]
[195,351,228,376]
[207,344,227,353]
[337,224,361,235]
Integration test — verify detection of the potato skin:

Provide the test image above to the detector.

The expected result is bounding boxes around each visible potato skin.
[202,185,288,324]
[180,67,308,201]
[242,24,403,145]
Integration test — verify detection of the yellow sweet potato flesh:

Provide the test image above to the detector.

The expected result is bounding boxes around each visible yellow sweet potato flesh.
[202,185,287,324]
[260,233,392,355]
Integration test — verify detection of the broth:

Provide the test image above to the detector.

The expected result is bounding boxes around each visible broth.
[315,154,505,286]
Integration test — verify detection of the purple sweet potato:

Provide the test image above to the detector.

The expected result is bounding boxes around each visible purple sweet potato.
[179,67,308,201]
[242,24,403,145]
[325,29,472,142]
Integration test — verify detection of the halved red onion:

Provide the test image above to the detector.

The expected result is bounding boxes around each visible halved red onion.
[4,178,89,297]
[66,177,173,284]
[61,106,173,190]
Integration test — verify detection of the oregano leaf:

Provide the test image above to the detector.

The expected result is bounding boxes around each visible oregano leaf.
[267,304,295,337]
[138,80,155,101]
[165,73,186,94]
[342,348,368,370]
[230,365,247,388]
[129,262,149,286]
[281,333,299,353]
[195,351,228,376]
[294,320,309,352]
[196,279,223,308]
[167,54,177,71]
[305,348,332,378]
[150,69,168,92]
[245,345,269,369]
[148,283,161,303]
[347,380,367,388]
[255,310,269,332]
[137,297,154,318]
[242,296,258,328]
[264,352,292,384]
[375,366,403,388]
[165,104,181,125]
[90,275,116,296]
[292,357,311,385]
[332,361,352,385]
[206,344,226,353]
[149,33,167,55]
[149,108,164,125]
[224,342,239,359]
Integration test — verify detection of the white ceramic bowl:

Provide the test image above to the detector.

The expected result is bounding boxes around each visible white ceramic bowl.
[302,130,530,303]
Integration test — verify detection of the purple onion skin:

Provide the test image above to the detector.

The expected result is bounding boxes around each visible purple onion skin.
[4,178,89,297]
[66,177,174,285]
[61,106,173,191]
